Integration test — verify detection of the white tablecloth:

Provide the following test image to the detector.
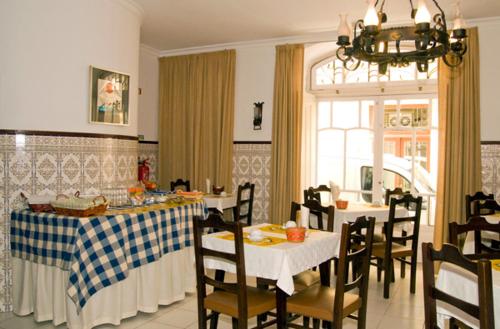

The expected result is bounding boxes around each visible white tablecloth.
[203,194,237,213]
[202,224,341,295]
[12,247,196,329]
[462,214,500,254]
[436,262,500,328]
[310,203,408,233]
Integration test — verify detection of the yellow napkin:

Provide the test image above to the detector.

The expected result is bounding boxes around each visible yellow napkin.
[105,200,198,215]
[217,233,287,246]
[491,259,500,271]
[260,224,287,234]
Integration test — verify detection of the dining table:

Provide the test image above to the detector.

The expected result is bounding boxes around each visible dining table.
[310,202,409,233]
[202,223,341,328]
[435,260,500,328]
[10,200,208,329]
[203,193,237,213]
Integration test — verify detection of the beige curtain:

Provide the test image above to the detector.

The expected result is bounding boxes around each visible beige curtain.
[158,50,235,191]
[269,44,305,224]
[434,27,482,248]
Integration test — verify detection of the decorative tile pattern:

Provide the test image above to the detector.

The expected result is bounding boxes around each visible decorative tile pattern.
[0,134,139,312]
[481,144,500,200]
[232,143,272,224]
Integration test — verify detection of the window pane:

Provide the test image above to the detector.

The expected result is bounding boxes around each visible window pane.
[315,60,334,85]
[345,129,374,191]
[331,101,359,129]
[317,129,344,187]
[361,101,375,128]
[317,102,331,129]
[400,99,429,128]
[383,100,398,128]
[345,61,369,84]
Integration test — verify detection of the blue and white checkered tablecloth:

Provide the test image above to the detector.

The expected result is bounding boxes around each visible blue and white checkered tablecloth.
[11,201,208,313]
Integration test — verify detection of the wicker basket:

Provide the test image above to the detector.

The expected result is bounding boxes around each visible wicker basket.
[52,194,108,217]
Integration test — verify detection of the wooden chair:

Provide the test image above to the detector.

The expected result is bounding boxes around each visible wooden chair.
[371,194,422,299]
[449,216,500,260]
[193,213,276,329]
[290,199,336,291]
[384,187,411,206]
[287,216,375,329]
[422,242,495,329]
[170,178,191,192]
[465,191,495,220]
[303,185,331,204]
[233,182,255,226]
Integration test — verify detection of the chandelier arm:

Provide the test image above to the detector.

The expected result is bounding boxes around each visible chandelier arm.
[409,0,415,12]
[441,54,462,68]
[380,0,386,12]
[430,0,446,23]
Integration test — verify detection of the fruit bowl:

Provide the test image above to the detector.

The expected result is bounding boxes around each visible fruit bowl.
[336,200,348,209]
[286,227,306,243]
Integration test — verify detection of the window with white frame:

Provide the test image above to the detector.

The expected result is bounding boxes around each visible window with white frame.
[306,54,438,225]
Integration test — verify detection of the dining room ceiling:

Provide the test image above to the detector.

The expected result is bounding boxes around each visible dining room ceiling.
[134,0,500,51]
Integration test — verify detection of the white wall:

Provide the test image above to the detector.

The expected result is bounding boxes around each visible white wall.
[0,0,142,136]
[478,19,500,141]
[138,45,159,141]
[233,46,275,141]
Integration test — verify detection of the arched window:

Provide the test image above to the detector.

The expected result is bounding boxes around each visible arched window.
[310,55,437,93]
[304,52,439,225]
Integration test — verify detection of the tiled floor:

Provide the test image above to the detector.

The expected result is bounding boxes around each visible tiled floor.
[0,263,425,329]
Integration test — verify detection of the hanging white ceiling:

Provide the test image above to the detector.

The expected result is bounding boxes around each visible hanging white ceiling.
[134,0,500,51]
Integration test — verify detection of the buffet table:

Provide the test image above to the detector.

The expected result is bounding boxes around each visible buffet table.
[10,200,208,329]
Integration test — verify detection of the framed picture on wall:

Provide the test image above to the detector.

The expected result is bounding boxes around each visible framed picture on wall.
[89,66,130,126]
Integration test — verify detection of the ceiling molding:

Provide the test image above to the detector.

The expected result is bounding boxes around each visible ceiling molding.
[113,0,144,23]
[157,15,500,57]
[140,44,161,57]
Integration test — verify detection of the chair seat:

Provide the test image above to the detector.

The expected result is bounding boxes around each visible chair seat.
[204,286,276,319]
[293,270,321,291]
[287,284,361,321]
[372,242,413,258]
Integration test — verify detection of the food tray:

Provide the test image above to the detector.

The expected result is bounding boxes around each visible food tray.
[20,192,55,213]
[52,194,108,217]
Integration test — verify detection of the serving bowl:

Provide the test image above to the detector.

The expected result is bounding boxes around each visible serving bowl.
[286,227,306,243]
[336,200,349,209]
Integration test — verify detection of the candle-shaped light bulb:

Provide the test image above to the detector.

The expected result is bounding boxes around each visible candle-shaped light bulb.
[364,0,379,27]
[338,14,351,37]
[453,3,466,30]
[415,0,431,24]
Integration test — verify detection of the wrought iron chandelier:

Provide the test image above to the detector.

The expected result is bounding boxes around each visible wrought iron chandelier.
[336,0,468,74]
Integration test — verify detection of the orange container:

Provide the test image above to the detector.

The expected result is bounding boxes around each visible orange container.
[286,227,306,243]
[336,200,349,209]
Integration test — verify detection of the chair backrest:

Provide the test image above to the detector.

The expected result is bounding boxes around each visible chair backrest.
[333,216,375,328]
[289,199,335,232]
[421,242,495,329]
[449,216,500,259]
[233,182,255,226]
[474,198,500,217]
[303,185,331,204]
[466,191,495,220]
[193,213,248,323]
[170,178,191,192]
[384,187,411,206]
[386,194,423,255]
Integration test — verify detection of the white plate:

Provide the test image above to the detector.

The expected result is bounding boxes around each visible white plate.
[248,235,264,242]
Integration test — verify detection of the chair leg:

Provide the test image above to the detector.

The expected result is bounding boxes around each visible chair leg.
[390,259,395,283]
[376,258,382,282]
[256,280,269,326]
[410,256,417,294]
[312,318,320,329]
[400,257,406,278]
[303,316,310,328]
[198,309,208,329]
[210,313,220,329]
[383,257,391,299]
[232,317,238,329]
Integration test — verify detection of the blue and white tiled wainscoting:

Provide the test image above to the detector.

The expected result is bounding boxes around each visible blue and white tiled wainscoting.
[0,132,139,311]
[232,142,271,224]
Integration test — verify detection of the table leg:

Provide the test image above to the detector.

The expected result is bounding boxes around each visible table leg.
[276,287,288,329]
